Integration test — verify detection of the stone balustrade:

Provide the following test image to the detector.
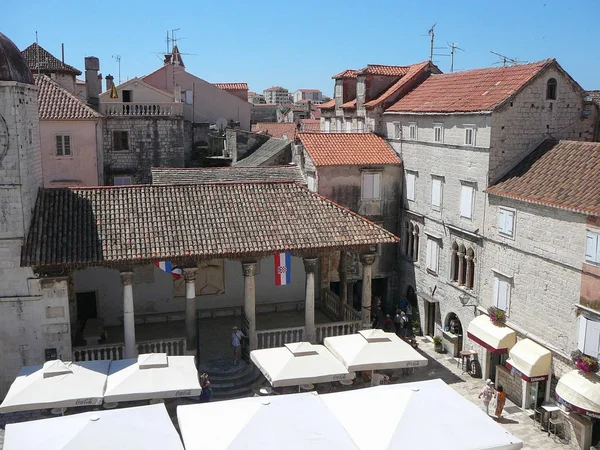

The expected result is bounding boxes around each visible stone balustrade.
[101,102,183,117]
[72,337,186,361]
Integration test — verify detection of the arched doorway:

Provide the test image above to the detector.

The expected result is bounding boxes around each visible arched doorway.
[444,312,463,355]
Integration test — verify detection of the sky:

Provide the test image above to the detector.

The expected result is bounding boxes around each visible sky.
[3,0,599,96]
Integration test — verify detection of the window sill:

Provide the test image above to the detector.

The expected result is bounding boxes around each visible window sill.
[426,268,438,277]
[498,232,515,240]
[446,280,475,294]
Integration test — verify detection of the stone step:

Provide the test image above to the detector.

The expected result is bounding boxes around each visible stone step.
[211,386,255,401]
[209,366,261,385]
[198,358,249,377]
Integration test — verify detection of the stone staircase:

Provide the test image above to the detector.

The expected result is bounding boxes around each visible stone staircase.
[198,358,263,401]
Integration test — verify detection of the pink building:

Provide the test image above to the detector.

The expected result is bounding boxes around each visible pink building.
[35,75,103,187]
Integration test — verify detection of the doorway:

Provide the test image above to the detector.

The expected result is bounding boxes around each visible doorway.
[489,353,508,383]
[528,380,547,409]
[122,90,132,103]
[76,291,98,322]
[425,301,437,337]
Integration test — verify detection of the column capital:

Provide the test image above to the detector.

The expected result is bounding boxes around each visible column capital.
[303,257,318,273]
[360,253,376,266]
[120,271,133,285]
[242,260,258,277]
[183,267,198,282]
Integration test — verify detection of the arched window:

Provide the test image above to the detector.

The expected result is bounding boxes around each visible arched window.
[450,242,459,282]
[546,78,557,100]
[413,225,420,262]
[466,247,475,290]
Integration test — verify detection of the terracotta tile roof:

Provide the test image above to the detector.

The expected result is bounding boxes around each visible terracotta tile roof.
[152,165,305,184]
[35,75,102,120]
[332,69,358,79]
[357,64,411,77]
[264,86,287,91]
[21,182,399,267]
[251,122,298,140]
[300,119,321,132]
[341,99,357,109]
[234,138,292,167]
[298,132,401,167]
[311,105,321,119]
[486,140,600,216]
[386,59,554,113]
[213,83,249,90]
[364,61,435,109]
[21,43,81,76]
[320,99,336,109]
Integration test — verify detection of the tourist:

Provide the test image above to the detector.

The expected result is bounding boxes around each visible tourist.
[478,379,494,415]
[406,302,413,323]
[400,311,409,337]
[494,385,506,422]
[399,297,408,313]
[231,326,245,366]
[382,314,394,332]
[394,310,403,336]
[200,373,212,402]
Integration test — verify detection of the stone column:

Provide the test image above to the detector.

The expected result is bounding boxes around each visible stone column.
[458,251,465,285]
[360,254,376,329]
[120,271,137,359]
[242,261,258,350]
[303,257,318,343]
[183,267,198,350]
[465,255,473,289]
[339,251,348,305]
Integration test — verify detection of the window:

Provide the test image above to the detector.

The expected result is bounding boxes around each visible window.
[184,90,193,105]
[55,135,71,156]
[498,208,515,237]
[307,174,316,192]
[460,184,474,219]
[406,171,416,201]
[465,127,476,146]
[112,131,129,151]
[586,231,600,264]
[404,222,420,262]
[493,276,511,312]
[336,118,342,132]
[546,78,557,100]
[357,118,365,133]
[122,90,132,103]
[323,119,331,133]
[426,238,439,274]
[345,120,352,133]
[450,242,475,289]
[362,172,381,200]
[394,123,401,139]
[578,316,600,359]
[330,119,336,132]
[113,176,132,186]
[434,124,443,143]
[431,176,443,210]
[409,123,417,140]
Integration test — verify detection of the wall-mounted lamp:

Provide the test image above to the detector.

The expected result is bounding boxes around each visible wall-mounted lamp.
[459,292,478,314]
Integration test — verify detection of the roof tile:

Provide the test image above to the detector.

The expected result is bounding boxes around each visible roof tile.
[152,165,305,184]
[213,83,249,90]
[21,43,81,75]
[251,122,297,140]
[35,75,102,120]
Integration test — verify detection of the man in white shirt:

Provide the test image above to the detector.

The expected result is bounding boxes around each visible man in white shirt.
[231,326,246,366]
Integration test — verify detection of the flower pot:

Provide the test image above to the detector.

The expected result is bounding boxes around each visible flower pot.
[434,343,443,353]
[412,327,421,336]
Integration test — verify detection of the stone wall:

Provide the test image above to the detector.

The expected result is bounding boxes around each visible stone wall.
[496,364,523,408]
[251,105,277,124]
[103,116,185,184]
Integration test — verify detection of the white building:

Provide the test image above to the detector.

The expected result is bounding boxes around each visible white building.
[293,89,322,104]
[263,86,291,105]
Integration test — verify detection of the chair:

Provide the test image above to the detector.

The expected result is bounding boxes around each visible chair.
[548,416,563,441]
[532,408,543,429]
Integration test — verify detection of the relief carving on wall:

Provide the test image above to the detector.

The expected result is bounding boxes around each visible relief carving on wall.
[174,259,225,297]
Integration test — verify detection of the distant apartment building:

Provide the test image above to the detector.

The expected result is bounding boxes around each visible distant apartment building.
[293,89,323,104]
[263,86,290,105]
[248,91,265,104]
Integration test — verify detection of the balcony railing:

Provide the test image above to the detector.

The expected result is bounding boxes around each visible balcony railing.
[72,338,186,362]
[101,102,183,117]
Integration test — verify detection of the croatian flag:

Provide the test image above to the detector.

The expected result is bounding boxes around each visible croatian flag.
[153,261,183,279]
[274,252,291,286]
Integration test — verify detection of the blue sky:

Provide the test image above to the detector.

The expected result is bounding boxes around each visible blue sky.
[4,0,599,96]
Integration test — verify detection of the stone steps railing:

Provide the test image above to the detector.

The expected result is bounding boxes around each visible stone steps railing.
[256,326,305,349]
[342,303,361,322]
[101,102,183,117]
[315,321,362,344]
[72,338,186,361]
[321,288,342,320]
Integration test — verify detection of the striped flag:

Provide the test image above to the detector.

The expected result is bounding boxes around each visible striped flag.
[274,252,291,286]
[153,261,183,279]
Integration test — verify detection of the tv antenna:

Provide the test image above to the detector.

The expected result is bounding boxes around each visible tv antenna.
[427,23,437,61]
[448,42,464,72]
[490,51,527,67]
[112,55,121,84]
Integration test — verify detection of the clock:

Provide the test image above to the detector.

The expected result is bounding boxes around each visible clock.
[0,114,8,165]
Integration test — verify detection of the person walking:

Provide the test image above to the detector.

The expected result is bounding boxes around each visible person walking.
[394,310,403,336]
[494,385,507,422]
[400,311,410,337]
[199,373,212,403]
[382,314,395,332]
[478,379,494,415]
[231,326,246,366]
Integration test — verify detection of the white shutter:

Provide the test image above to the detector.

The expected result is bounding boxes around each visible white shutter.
[307,175,316,192]
[426,240,433,270]
[506,211,514,236]
[431,178,441,207]
[498,210,506,233]
[584,319,600,358]
[373,173,381,200]
[460,185,473,218]
[587,232,598,262]
[578,315,588,352]
[363,174,374,199]
[432,241,439,272]
[493,278,500,307]
[406,173,415,201]
[497,280,509,311]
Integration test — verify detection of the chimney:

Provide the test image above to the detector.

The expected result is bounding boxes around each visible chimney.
[61,43,65,63]
[85,56,100,111]
[98,73,102,96]
[105,74,114,93]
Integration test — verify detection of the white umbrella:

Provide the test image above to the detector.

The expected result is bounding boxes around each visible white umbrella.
[3,403,184,450]
[320,379,523,450]
[324,329,428,385]
[104,354,201,403]
[0,360,110,413]
[250,342,355,389]
[177,392,358,450]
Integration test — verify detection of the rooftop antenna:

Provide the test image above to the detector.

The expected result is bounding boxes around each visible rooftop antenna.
[35,31,40,75]
[427,23,437,61]
[490,51,526,67]
[448,42,465,72]
[112,55,121,84]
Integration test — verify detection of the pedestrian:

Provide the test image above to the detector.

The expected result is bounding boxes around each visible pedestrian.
[231,326,245,366]
[406,302,413,322]
[399,297,408,313]
[494,385,506,422]
[400,311,410,337]
[478,379,494,415]
[382,314,394,332]
[394,310,403,336]
[200,373,212,402]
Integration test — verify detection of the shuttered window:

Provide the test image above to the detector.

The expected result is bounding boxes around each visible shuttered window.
[431,177,442,209]
[493,277,511,312]
[460,184,474,219]
[406,172,416,201]
[586,231,600,264]
[498,208,515,237]
[426,238,439,273]
[578,316,600,359]
[362,173,381,200]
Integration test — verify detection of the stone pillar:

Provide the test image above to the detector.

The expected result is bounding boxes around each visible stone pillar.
[242,261,258,350]
[339,251,348,304]
[303,257,318,343]
[458,251,465,285]
[465,255,473,289]
[120,271,136,359]
[360,254,376,329]
[320,254,330,290]
[183,267,198,350]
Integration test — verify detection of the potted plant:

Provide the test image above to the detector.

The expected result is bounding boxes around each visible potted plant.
[433,336,443,353]
[488,306,506,324]
[571,350,600,373]
[412,321,421,336]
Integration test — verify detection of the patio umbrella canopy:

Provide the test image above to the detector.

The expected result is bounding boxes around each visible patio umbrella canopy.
[177,392,358,450]
[0,360,111,413]
[103,354,201,403]
[3,403,184,450]
[323,329,428,372]
[250,342,355,388]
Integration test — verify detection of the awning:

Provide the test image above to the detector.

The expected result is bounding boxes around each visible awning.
[505,339,552,382]
[555,370,600,419]
[467,315,516,354]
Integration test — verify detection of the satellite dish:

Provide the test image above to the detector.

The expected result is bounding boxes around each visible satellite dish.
[216,118,228,130]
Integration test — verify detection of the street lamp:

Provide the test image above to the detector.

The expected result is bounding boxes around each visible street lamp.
[459,292,478,314]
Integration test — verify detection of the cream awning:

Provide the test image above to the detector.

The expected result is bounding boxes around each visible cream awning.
[506,339,552,382]
[555,370,600,419]
[467,315,516,354]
